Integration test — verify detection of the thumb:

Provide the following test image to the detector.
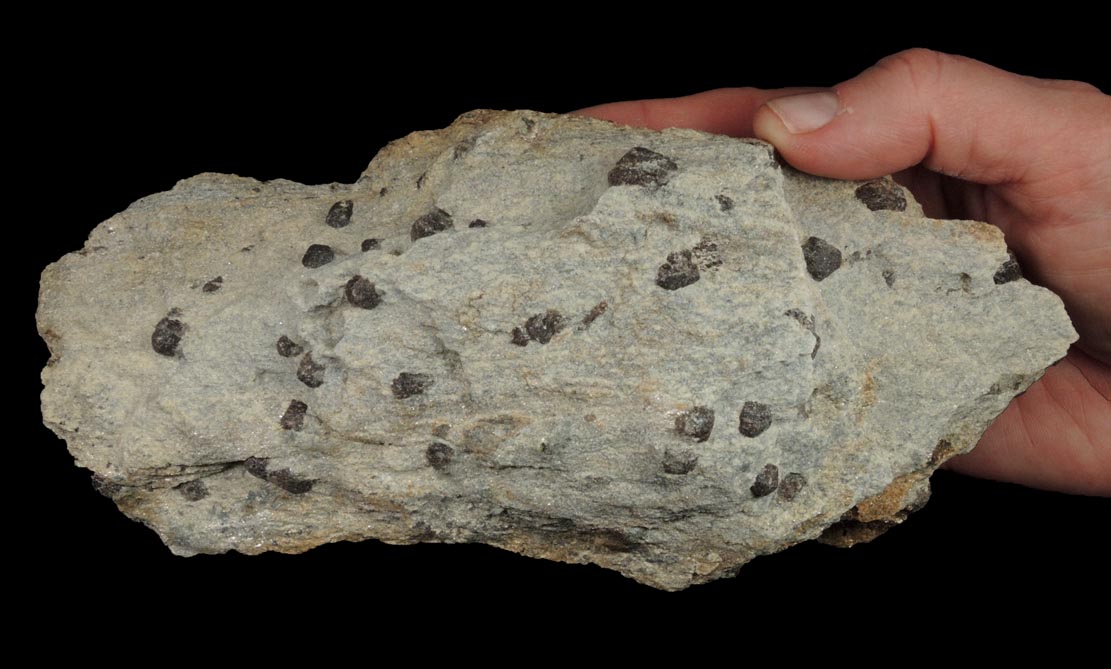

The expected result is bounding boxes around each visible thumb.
[753,48,1097,183]
[752,49,1111,365]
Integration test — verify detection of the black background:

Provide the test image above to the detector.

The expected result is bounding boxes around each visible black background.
[22,26,1107,626]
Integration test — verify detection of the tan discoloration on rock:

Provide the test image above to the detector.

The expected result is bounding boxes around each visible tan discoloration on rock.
[854,472,926,523]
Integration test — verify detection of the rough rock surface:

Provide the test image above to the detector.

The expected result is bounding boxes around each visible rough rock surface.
[37,110,1076,590]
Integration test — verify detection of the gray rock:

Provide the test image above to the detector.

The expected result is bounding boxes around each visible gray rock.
[37,110,1076,590]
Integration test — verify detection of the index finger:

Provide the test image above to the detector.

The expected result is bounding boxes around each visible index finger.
[575,87,809,137]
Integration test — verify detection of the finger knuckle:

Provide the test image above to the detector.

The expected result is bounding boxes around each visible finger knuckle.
[1049,79,1102,95]
[875,48,950,94]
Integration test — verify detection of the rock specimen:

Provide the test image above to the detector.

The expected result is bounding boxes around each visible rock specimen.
[37,110,1076,590]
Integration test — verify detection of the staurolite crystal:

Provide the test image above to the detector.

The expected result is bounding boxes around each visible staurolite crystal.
[37,110,1076,590]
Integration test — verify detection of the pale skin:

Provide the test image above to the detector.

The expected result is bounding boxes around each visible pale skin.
[579,49,1110,496]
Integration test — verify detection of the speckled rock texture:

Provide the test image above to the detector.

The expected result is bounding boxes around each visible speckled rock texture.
[37,110,1076,590]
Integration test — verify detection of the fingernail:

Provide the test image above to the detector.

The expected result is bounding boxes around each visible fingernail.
[766,91,839,134]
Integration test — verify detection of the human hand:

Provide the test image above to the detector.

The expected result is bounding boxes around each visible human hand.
[578,50,1110,495]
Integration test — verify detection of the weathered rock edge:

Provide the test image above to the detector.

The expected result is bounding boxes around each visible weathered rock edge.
[38,110,1076,590]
